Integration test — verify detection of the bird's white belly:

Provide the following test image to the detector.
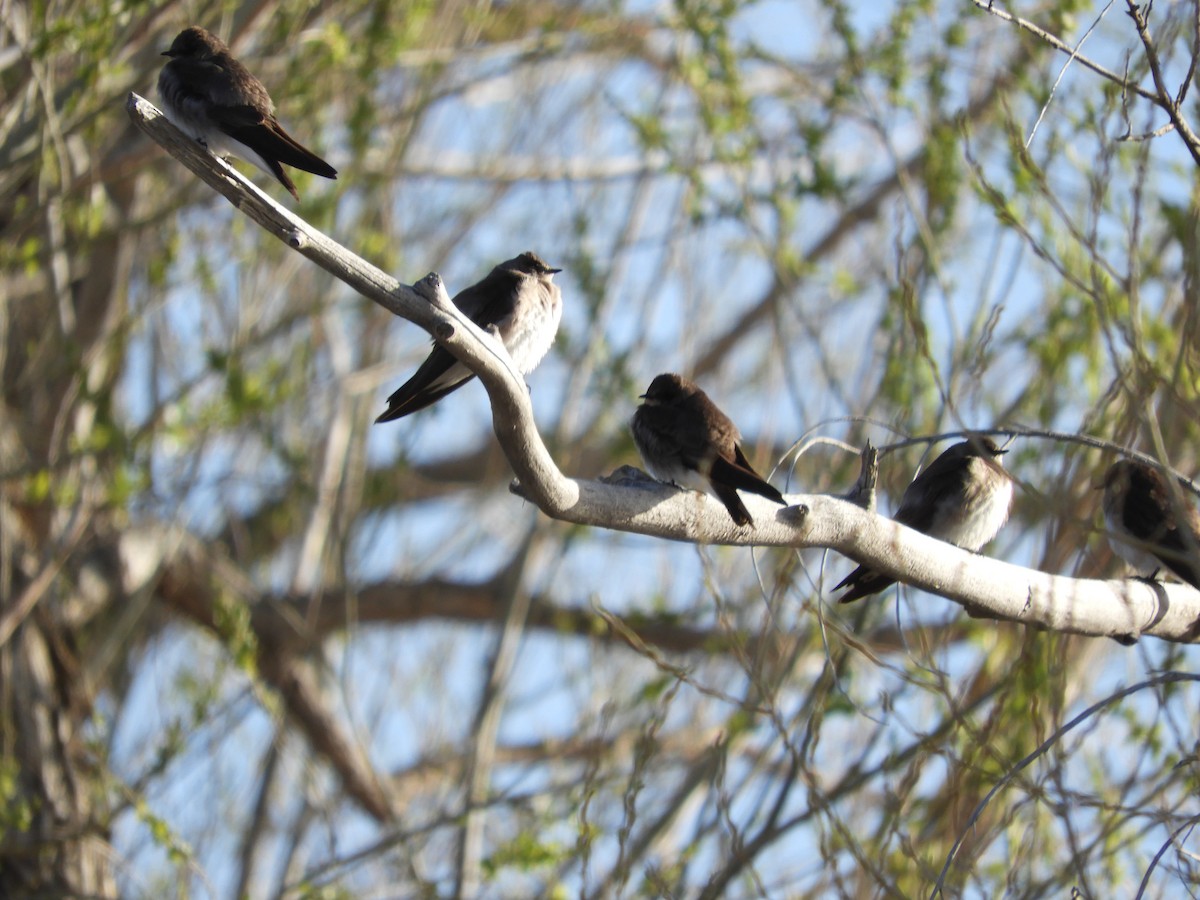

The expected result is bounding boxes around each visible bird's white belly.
[505,298,562,374]
[161,104,273,178]
[1104,507,1165,574]
[941,478,1013,550]
[642,458,711,496]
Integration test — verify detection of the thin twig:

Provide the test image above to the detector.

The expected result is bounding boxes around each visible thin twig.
[1025,1,1116,149]
[930,671,1200,898]
[973,0,1160,103]
[1125,0,1200,166]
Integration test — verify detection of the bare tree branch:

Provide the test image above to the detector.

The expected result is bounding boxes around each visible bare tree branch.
[1125,0,1200,166]
[973,0,1160,103]
[127,91,1200,648]
[136,527,395,821]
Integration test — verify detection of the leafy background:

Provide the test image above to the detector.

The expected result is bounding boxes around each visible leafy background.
[2,0,1199,896]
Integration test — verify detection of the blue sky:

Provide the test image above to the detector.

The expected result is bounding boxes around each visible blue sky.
[109,1,1200,894]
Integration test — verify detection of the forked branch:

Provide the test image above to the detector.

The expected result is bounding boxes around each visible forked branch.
[127,91,1200,644]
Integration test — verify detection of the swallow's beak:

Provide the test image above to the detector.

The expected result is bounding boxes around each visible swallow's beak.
[548,267,563,275]
[638,393,647,400]
[161,50,174,57]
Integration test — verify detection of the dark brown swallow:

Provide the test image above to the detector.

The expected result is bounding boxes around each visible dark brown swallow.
[631,373,786,527]
[158,26,337,199]
[836,437,1013,603]
[376,253,563,422]
[1102,459,1200,589]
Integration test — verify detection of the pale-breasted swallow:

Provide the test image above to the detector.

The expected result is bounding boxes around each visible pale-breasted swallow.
[836,437,1013,603]
[376,252,563,422]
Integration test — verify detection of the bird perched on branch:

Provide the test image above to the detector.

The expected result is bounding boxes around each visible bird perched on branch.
[631,373,786,527]
[376,252,563,422]
[158,26,337,199]
[835,437,1013,603]
[1102,458,1200,590]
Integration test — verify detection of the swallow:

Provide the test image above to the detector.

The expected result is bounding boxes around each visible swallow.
[1102,458,1200,589]
[377,252,563,421]
[158,26,337,199]
[836,437,1013,603]
[631,373,786,527]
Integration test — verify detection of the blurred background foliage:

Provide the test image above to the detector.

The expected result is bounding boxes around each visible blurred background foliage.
[2,0,1200,895]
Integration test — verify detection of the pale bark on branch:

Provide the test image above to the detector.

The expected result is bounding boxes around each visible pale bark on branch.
[126,91,1200,648]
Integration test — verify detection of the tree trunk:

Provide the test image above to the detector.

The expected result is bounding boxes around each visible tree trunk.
[0,618,116,896]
